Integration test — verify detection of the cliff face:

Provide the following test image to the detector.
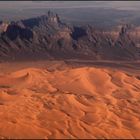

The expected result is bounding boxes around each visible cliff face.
[0,11,140,61]
[0,22,9,33]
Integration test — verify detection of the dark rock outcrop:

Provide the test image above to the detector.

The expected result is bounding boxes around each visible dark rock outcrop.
[4,23,33,40]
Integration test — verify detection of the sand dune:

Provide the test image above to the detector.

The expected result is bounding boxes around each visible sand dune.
[0,63,140,139]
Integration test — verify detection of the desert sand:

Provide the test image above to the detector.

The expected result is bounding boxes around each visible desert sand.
[0,60,140,139]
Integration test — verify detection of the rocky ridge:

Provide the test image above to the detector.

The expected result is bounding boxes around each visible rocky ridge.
[0,11,140,61]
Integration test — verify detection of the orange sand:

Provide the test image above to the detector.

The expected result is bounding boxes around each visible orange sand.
[0,61,140,139]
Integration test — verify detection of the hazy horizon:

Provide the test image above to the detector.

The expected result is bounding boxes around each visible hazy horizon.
[1,1,140,27]
[0,1,140,10]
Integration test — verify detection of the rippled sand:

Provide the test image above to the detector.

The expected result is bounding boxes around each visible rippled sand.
[0,61,140,139]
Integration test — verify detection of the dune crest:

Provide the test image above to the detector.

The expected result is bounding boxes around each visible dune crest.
[0,66,140,139]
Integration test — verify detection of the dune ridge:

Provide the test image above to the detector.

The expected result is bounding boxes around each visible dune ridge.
[0,66,140,139]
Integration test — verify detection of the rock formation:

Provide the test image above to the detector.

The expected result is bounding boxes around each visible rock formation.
[0,11,140,61]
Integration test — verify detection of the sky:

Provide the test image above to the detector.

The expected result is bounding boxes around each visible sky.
[0,1,140,10]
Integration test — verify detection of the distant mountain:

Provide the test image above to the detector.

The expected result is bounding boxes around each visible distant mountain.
[0,11,140,61]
